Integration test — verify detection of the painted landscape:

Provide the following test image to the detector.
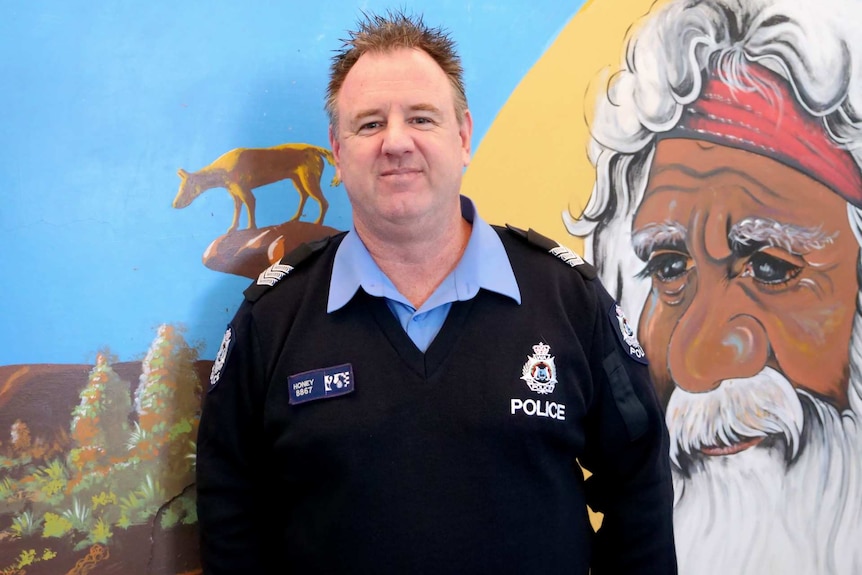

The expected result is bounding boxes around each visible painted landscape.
[0,326,208,574]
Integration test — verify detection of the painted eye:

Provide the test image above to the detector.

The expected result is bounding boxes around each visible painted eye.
[641,252,692,282]
[742,252,802,285]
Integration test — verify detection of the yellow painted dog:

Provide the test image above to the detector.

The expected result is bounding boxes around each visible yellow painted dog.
[173,143,340,231]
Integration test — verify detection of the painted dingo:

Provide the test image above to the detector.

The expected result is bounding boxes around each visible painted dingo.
[173,143,341,231]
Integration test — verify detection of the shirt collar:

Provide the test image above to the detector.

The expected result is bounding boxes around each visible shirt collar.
[327,195,521,312]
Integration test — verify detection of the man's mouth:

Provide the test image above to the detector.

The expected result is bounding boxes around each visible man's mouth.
[380,168,421,177]
[699,436,765,456]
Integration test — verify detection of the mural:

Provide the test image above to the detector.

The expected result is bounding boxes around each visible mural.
[8,0,861,572]
[562,0,862,573]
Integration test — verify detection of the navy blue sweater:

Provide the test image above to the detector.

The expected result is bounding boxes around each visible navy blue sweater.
[196,226,677,574]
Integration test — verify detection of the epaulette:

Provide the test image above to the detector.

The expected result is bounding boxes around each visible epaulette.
[243,235,334,303]
[505,224,597,280]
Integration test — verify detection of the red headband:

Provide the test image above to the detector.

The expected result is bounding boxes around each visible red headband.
[660,63,862,208]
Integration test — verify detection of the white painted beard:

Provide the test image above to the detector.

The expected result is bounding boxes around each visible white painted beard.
[668,364,862,575]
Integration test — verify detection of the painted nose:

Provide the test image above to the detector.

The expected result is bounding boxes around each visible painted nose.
[667,289,769,393]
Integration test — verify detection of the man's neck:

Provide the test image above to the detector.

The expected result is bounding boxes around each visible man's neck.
[356,215,472,309]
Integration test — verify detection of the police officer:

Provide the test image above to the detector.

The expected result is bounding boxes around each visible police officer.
[196,10,677,574]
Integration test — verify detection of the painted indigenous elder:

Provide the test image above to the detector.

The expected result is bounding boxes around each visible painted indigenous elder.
[567,0,862,572]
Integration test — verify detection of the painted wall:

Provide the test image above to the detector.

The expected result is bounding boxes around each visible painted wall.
[3,0,860,573]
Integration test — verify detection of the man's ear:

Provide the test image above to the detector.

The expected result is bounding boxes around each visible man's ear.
[460,109,474,167]
[329,125,342,181]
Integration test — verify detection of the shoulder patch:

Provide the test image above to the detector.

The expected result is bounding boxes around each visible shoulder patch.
[608,302,648,364]
[257,262,294,287]
[504,224,597,279]
[208,325,235,392]
[243,234,335,302]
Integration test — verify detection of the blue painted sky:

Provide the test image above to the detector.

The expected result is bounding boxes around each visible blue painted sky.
[0,1,582,365]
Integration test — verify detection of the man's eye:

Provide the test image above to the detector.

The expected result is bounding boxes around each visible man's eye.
[742,252,802,285]
[359,121,382,131]
[639,252,692,282]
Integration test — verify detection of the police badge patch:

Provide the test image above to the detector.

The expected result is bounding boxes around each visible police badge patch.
[609,304,648,364]
[521,342,558,394]
[209,326,234,391]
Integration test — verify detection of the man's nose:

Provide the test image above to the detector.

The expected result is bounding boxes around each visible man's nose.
[667,282,769,393]
[381,121,415,155]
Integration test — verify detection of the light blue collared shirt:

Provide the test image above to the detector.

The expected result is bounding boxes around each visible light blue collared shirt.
[327,196,521,352]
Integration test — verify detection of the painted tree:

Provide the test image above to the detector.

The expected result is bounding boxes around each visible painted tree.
[67,353,132,474]
[131,324,201,492]
[10,419,32,454]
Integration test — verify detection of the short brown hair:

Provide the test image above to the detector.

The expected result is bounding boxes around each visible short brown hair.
[325,10,467,128]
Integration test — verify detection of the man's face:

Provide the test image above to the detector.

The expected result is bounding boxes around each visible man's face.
[632,138,858,422]
[329,48,472,232]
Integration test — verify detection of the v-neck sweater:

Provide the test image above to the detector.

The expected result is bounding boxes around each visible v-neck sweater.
[196,226,676,575]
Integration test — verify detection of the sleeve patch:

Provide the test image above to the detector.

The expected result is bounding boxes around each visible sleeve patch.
[208,325,235,392]
[608,303,648,365]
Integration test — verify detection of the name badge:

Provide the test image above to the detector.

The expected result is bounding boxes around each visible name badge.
[288,363,354,405]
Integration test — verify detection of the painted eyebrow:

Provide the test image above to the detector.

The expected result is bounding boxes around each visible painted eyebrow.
[631,221,688,261]
[729,217,837,255]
